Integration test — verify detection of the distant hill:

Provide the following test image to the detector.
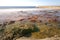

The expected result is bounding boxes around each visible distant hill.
[37,6,60,9]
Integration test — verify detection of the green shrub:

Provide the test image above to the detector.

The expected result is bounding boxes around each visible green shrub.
[32,23,40,32]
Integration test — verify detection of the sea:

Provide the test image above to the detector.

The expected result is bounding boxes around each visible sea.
[0,6,53,13]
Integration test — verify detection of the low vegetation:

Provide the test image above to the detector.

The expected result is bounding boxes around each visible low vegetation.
[0,20,60,40]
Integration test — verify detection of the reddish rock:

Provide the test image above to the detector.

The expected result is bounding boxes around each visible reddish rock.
[30,18,37,22]
[19,19,25,21]
[8,21,15,25]
[32,15,38,19]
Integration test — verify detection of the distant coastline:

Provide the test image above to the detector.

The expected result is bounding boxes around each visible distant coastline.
[37,6,60,9]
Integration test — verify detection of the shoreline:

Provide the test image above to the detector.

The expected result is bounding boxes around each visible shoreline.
[0,8,60,13]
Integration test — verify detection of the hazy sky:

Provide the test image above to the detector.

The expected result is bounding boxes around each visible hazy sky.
[0,0,60,6]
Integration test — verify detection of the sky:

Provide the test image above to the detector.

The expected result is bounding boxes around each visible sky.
[0,0,60,6]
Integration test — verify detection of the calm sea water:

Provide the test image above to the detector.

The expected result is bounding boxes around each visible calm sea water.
[0,8,52,13]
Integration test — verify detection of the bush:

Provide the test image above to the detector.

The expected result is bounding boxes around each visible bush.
[32,23,40,32]
[21,28,32,37]
[1,22,40,40]
[1,20,60,39]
